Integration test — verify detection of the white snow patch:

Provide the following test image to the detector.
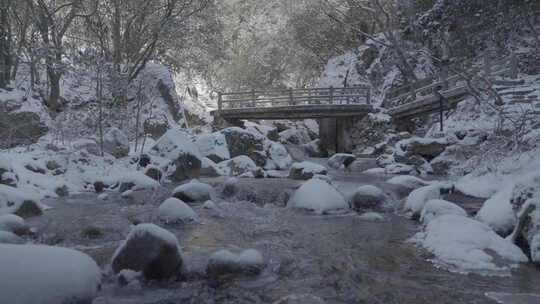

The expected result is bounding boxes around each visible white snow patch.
[420,199,467,225]
[288,178,348,214]
[158,198,198,223]
[386,175,430,190]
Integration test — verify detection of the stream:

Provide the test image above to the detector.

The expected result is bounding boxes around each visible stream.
[26,161,540,304]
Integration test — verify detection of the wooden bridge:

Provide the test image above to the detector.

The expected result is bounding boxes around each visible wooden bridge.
[213,87,373,120]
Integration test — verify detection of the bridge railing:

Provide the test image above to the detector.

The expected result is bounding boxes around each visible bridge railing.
[217,86,370,112]
[386,54,518,109]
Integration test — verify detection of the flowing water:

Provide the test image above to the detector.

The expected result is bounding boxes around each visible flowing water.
[26,163,540,304]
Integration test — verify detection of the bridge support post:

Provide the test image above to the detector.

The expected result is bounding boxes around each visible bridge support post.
[319,117,355,156]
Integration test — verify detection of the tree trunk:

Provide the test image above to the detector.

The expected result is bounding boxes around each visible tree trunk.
[47,70,62,112]
[0,0,13,89]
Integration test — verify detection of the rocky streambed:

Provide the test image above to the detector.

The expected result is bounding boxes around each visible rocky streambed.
[22,166,540,304]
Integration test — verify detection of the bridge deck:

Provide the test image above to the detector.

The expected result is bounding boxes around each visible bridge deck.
[213,104,374,120]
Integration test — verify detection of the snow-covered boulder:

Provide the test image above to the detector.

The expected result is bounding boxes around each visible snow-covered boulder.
[0,185,43,217]
[265,141,293,170]
[206,249,264,277]
[103,127,130,158]
[327,153,356,169]
[220,127,265,158]
[476,186,516,236]
[194,132,230,163]
[403,182,454,220]
[358,212,385,222]
[244,121,279,141]
[145,166,163,182]
[288,162,327,180]
[116,171,160,192]
[398,137,448,161]
[0,231,24,244]
[172,180,213,203]
[288,178,348,214]
[149,128,203,182]
[0,244,101,303]
[158,198,198,223]
[412,215,527,274]
[302,139,322,157]
[420,199,467,224]
[221,177,239,197]
[200,157,226,177]
[218,156,258,176]
[386,175,430,191]
[112,223,182,280]
[273,294,326,304]
[350,185,391,212]
[0,155,18,187]
[72,138,100,156]
[279,128,311,145]
[0,214,27,234]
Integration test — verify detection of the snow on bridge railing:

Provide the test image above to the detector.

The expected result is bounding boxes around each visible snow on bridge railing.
[217,86,371,112]
[386,54,518,109]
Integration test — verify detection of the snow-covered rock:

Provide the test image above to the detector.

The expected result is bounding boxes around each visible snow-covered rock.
[358,212,385,222]
[72,138,100,156]
[206,249,265,277]
[200,157,226,177]
[218,156,258,176]
[144,166,163,182]
[202,200,216,209]
[112,223,182,280]
[412,215,527,274]
[220,127,265,158]
[149,128,203,182]
[327,153,356,170]
[279,128,311,145]
[403,182,454,220]
[0,244,101,303]
[0,155,18,187]
[117,171,160,192]
[0,185,43,217]
[288,161,327,180]
[398,137,448,161]
[288,178,348,214]
[273,294,326,304]
[265,141,293,170]
[172,180,213,203]
[0,214,27,234]
[103,127,130,158]
[194,132,230,163]
[420,199,467,225]
[158,198,198,223]
[476,185,516,236]
[351,185,391,212]
[0,231,25,244]
[386,175,430,191]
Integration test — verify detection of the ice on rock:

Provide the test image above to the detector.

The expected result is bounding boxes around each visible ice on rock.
[327,153,355,170]
[158,198,198,223]
[412,215,527,274]
[420,199,467,224]
[0,185,43,216]
[358,212,385,221]
[0,244,102,304]
[288,178,348,214]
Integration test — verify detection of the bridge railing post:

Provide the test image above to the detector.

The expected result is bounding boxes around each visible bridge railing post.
[366,88,371,105]
[289,88,294,106]
[251,89,256,108]
[218,92,223,112]
[329,86,334,105]
[509,53,518,79]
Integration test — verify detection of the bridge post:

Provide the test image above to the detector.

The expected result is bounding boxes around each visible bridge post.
[366,88,371,105]
[329,86,334,104]
[251,89,256,107]
[289,88,294,105]
[218,92,223,113]
[509,54,518,79]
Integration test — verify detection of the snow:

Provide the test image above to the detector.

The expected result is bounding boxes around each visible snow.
[117,171,160,191]
[218,156,258,176]
[149,127,202,160]
[265,141,293,170]
[456,173,504,198]
[172,179,213,202]
[0,244,102,303]
[0,230,25,244]
[354,185,385,198]
[288,178,348,214]
[0,214,26,233]
[98,193,109,201]
[0,184,43,215]
[290,161,327,175]
[202,200,217,209]
[194,132,230,161]
[420,199,467,225]
[386,175,430,190]
[403,182,453,218]
[209,249,264,267]
[411,215,528,275]
[358,212,385,221]
[158,198,198,223]
[113,224,180,262]
[476,185,516,235]
[327,153,355,169]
